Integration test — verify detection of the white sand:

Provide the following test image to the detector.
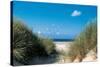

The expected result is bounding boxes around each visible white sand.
[54,41,73,63]
[82,49,97,62]
[54,42,73,53]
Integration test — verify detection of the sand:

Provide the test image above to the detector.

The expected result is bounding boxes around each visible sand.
[82,49,97,62]
[54,41,97,63]
[54,41,74,63]
[54,42,72,53]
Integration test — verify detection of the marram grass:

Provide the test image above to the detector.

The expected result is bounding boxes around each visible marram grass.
[12,19,56,65]
[68,18,97,62]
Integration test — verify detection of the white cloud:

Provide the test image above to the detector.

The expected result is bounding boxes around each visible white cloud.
[71,10,82,17]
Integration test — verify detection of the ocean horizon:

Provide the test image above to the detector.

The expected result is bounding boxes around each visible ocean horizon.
[53,39,74,42]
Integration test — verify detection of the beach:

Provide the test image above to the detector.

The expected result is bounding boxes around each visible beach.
[54,41,73,52]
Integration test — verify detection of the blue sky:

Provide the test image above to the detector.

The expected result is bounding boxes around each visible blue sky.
[12,1,97,39]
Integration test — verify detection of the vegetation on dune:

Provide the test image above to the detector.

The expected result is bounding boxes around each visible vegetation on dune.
[13,21,39,64]
[68,18,97,62]
[12,19,56,65]
[39,38,56,55]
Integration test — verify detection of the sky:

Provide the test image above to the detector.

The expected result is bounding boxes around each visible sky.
[12,1,97,39]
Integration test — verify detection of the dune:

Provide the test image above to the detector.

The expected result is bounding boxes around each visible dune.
[54,41,97,63]
[82,49,97,62]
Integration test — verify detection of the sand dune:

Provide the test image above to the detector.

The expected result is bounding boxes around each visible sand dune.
[82,49,97,62]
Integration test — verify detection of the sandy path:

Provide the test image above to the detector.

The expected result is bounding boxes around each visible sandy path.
[54,42,73,63]
[54,42,72,52]
[28,42,73,64]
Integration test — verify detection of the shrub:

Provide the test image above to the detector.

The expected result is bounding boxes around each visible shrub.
[68,18,97,61]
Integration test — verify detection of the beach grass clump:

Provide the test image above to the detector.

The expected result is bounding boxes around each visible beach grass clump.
[13,21,40,64]
[39,38,56,55]
[68,18,97,62]
[12,19,56,65]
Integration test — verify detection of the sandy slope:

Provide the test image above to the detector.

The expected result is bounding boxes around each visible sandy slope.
[54,42,97,63]
[82,49,97,62]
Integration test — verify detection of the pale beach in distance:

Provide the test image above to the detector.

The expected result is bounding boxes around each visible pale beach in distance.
[54,41,73,53]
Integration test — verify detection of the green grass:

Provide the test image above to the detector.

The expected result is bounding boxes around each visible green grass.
[39,38,56,55]
[67,18,97,62]
[12,19,56,65]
